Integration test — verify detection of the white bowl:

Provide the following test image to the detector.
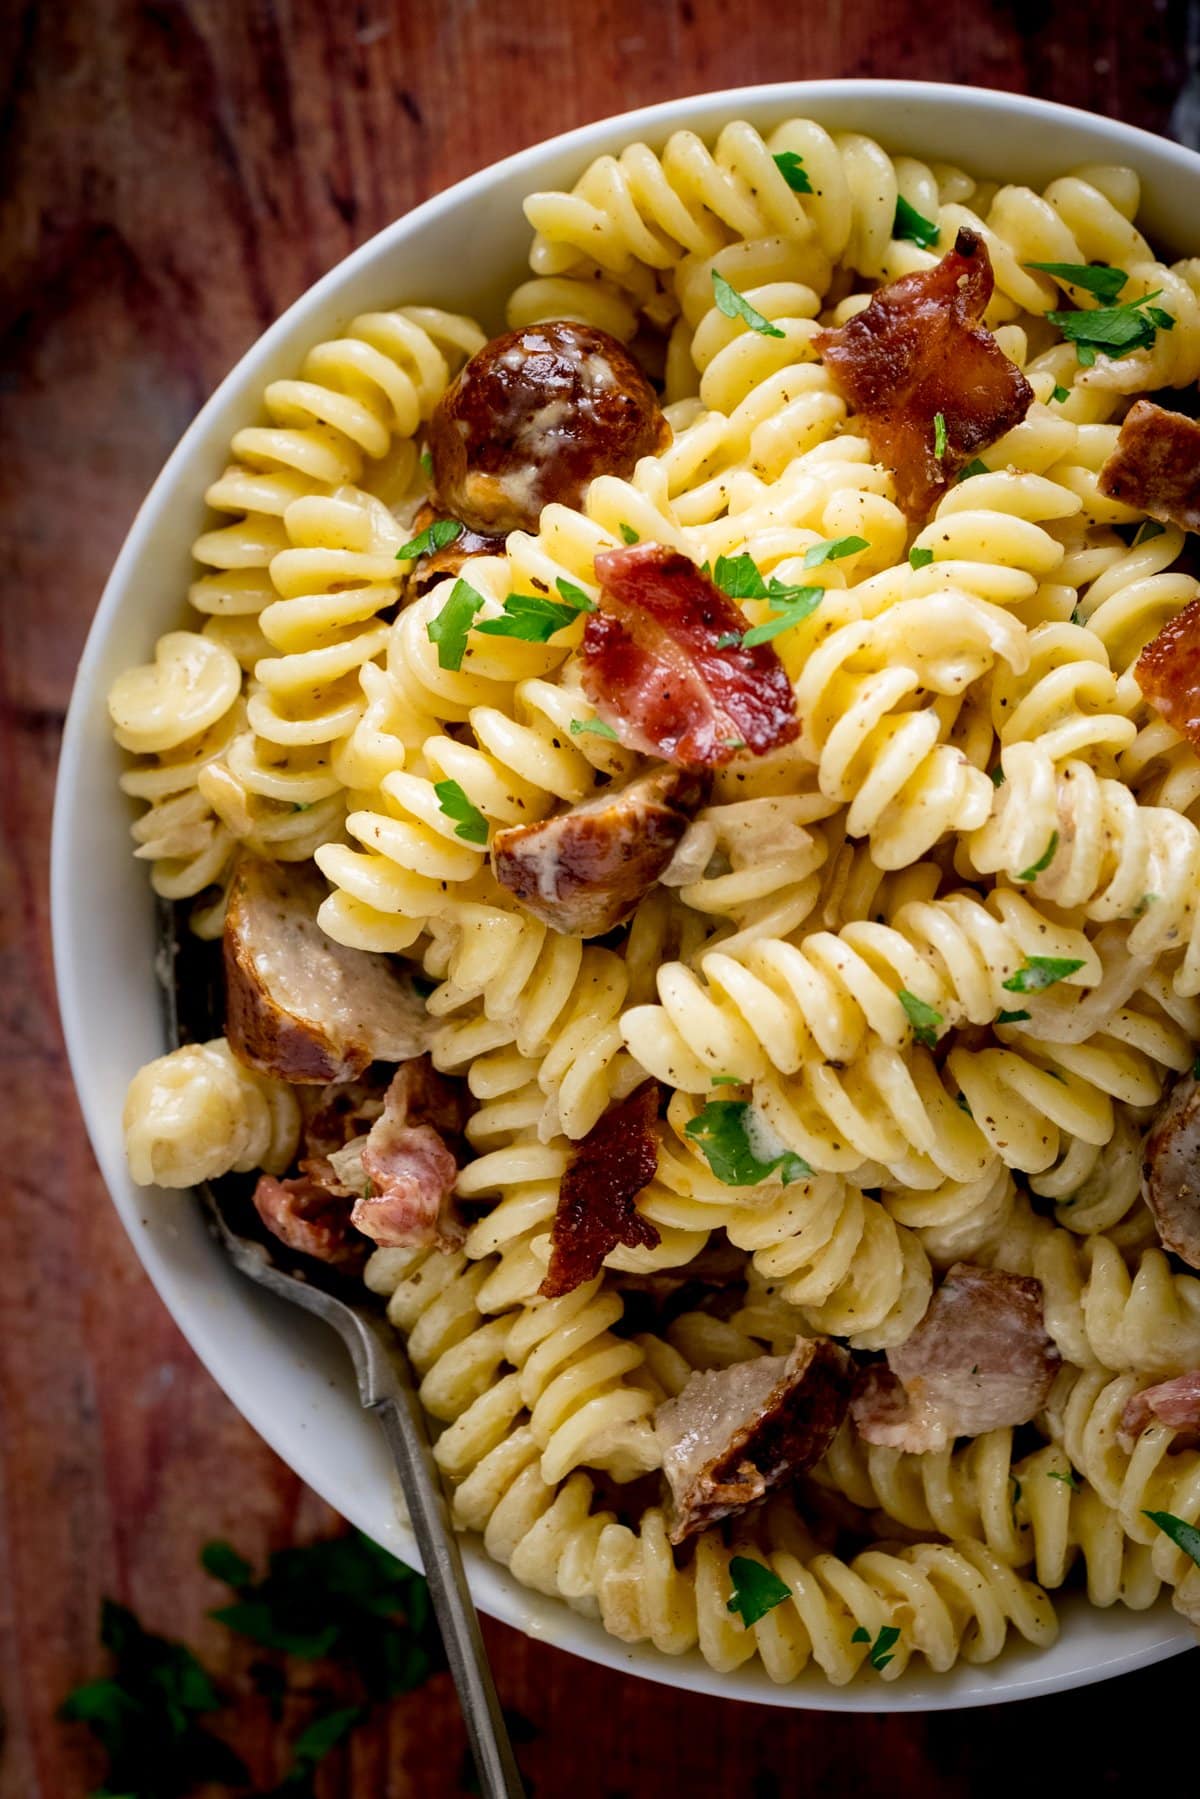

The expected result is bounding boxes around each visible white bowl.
[53,79,1199,1709]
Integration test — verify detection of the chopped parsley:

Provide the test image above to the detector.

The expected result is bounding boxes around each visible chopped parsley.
[684,1100,811,1188]
[1136,519,1167,544]
[989,763,1006,786]
[397,517,462,560]
[909,546,934,570]
[1002,955,1086,995]
[1051,383,1071,404]
[899,989,943,1048]
[476,582,594,642]
[711,1074,743,1086]
[773,150,813,194]
[1046,1468,1081,1489]
[555,575,594,610]
[742,589,824,647]
[851,1623,901,1670]
[569,716,618,740]
[1144,1510,1200,1569]
[713,552,774,599]
[727,1556,792,1626]
[419,447,433,479]
[802,534,868,567]
[433,779,489,845]
[1017,832,1059,882]
[712,551,824,647]
[1048,288,1174,368]
[957,458,989,482]
[426,577,483,670]
[1192,1053,1200,1080]
[619,521,640,543]
[1025,260,1130,304]
[715,631,743,649]
[995,1008,1031,1025]
[933,411,948,459]
[1133,893,1159,916]
[893,195,940,249]
[712,269,785,338]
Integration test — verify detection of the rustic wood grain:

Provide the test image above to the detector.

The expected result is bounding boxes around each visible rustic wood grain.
[1,2,1197,1793]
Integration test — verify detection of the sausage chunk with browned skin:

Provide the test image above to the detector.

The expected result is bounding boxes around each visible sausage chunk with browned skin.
[223,858,430,1083]
[1099,399,1200,532]
[428,321,669,535]
[1142,1074,1200,1270]
[491,766,709,938]
[654,1337,854,1543]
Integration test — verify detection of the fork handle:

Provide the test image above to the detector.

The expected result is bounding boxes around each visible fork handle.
[373,1387,526,1798]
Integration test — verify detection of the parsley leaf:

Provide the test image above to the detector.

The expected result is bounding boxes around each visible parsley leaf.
[555,575,595,611]
[899,990,943,1048]
[1025,260,1129,304]
[909,546,934,570]
[1002,955,1086,995]
[893,195,940,249]
[713,552,771,599]
[1144,1509,1200,1569]
[995,1008,1031,1025]
[619,521,640,543]
[419,447,433,479]
[476,585,592,642]
[1046,1468,1081,1488]
[1051,383,1071,404]
[426,577,483,670]
[1136,519,1166,544]
[1048,289,1174,366]
[712,552,823,646]
[802,534,868,568]
[851,1623,901,1669]
[726,1556,791,1626]
[957,457,989,482]
[201,1540,252,1587]
[989,763,1006,786]
[711,1073,743,1086]
[569,716,618,740]
[434,779,489,845]
[59,1599,248,1799]
[933,411,948,459]
[773,151,813,194]
[397,517,461,560]
[289,1704,363,1771]
[684,1100,811,1188]
[712,269,785,338]
[1017,831,1059,882]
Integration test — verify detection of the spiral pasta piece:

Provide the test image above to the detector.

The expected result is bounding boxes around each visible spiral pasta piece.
[122,1039,301,1188]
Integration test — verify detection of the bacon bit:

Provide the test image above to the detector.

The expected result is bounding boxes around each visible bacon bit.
[1099,400,1200,532]
[581,544,799,769]
[1136,600,1200,753]
[251,1173,365,1267]
[540,1080,662,1298]
[851,1263,1060,1453]
[349,1059,468,1251]
[814,228,1033,519]
[1119,1371,1200,1452]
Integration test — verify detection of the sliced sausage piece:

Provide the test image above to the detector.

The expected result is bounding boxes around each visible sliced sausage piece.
[428,321,669,535]
[1135,598,1200,754]
[491,765,708,937]
[851,1263,1060,1453]
[1119,1371,1200,1451]
[1099,399,1200,531]
[654,1336,853,1543]
[1142,1074,1200,1270]
[814,228,1033,519]
[223,858,431,1083]
[540,1081,661,1298]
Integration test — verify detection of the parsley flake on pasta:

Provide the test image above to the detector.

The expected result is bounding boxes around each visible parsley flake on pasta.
[433,779,489,844]
[711,270,785,339]
[397,517,462,560]
[726,1557,791,1627]
[1002,956,1086,995]
[426,577,484,670]
[772,151,813,194]
[899,990,943,1047]
[684,1101,811,1188]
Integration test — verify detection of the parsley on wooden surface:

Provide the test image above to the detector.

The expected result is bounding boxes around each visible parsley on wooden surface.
[893,196,940,248]
[434,779,489,845]
[802,534,868,567]
[426,578,484,670]
[851,1623,901,1670]
[1025,260,1129,304]
[726,1557,792,1627]
[772,150,813,193]
[569,716,618,740]
[684,1101,811,1188]
[1017,831,1059,882]
[1144,1509,1200,1569]
[898,990,943,1048]
[397,517,461,560]
[1002,955,1086,995]
[909,546,934,570]
[933,411,948,459]
[712,269,785,338]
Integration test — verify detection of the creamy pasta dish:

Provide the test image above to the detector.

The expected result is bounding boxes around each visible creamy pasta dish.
[112,118,1200,1685]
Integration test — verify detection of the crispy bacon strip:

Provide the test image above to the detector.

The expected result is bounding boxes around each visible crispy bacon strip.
[1119,1371,1200,1451]
[580,543,799,768]
[654,1336,853,1543]
[1136,600,1200,754]
[814,228,1033,518]
[251,1174,365,1267]
[851,1263,1060,1453]
[1099,400,1200,532]
[540,1081,661,1298]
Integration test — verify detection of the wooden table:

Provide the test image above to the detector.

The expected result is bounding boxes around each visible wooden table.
[3,3,1197,1792]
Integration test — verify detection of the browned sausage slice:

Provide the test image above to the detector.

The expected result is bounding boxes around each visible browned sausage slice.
[1142,1074,1200,1270]
[1099,399,1200,531]
[224,858,430,1083]
[491,765,708,938]
[653,1336,853,1543]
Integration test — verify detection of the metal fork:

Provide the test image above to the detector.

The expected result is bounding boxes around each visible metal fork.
[157,902,524,1798]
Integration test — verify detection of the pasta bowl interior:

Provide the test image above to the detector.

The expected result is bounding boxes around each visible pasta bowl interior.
[52,80,1200,1709]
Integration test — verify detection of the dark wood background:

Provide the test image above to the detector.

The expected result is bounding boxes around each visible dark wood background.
[3,2,1198,1793]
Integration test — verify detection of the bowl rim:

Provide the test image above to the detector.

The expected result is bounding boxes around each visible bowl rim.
[51,76,1198,1710]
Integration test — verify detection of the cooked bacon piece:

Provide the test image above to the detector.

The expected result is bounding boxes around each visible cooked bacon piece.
[814,228,1033,519]
[491,765,708,937]
[1135,598,1200,753]
[1142,1075,1200,1269]
[851,1263,1060,1453]
[429,321,669,535]
[581,543,799,768]
[224,858,430,1083]
[654,1336,853,1543]
[405,500,506,596]
[540,1081,661,1299]
[1099,400,1200,532]
[251,1173,365,1268]
[1119,1371,1200,1451]
[336,1059,469,1252]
